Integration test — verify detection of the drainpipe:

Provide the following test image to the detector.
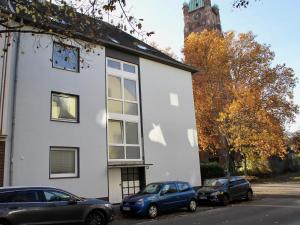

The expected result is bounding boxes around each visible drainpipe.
[9,30,21,186]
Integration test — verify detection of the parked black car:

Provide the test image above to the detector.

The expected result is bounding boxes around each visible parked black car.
[0,186,113,225]
[197,176,253,206]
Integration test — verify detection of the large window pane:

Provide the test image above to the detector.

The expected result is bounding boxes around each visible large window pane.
[108,75,122,99]
[124,102,138,116]
[124,79,137,101]
[108,59,121,70]
[108,100,122,114]
[126,147,140,159]
[109,146,125,159]
[108,120,123,144]
[50,149,77,176]
[51,93,78,122]
[126,122,139,144]
[53,43,79,72]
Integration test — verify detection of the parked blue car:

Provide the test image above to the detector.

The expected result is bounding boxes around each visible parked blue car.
[120,181,197,218]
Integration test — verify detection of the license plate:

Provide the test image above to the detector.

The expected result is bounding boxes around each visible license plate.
[123,206,131,211]
[199,196,207,200]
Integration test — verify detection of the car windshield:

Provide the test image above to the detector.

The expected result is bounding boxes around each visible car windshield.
[140,184,162,194]
[204,179,228,187]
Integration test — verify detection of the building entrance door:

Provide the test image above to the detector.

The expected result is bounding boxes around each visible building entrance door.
[121,168,145,198]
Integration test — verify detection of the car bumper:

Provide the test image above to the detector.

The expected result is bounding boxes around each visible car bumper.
[120,203,148,216]
[198,195,223,204]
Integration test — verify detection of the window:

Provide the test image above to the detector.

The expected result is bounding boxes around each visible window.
[108,120,140,160]
[106,58,142,161]
[51,92,79,122]
[162,184,177,194]
[123,63,136,73]
[178,183,191,192]
[107,59,121,70]
[43,190,72,202]
[10,190,40,202]
[50,147,79,178]
[52,42,79,72]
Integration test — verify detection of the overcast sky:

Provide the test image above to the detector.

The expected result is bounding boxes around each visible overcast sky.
[128,0,300,132]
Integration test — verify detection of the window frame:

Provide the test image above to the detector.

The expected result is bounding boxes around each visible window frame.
[52,42,80,73]
[50,91,80,123]
[49,147,80,179]
[106,58,142,162]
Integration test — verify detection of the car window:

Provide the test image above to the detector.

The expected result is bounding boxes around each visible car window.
[43,190,72,202]
[178,183,190,192]
[0,191,14,203]
[10,190,40,203]
[162,184,177,194]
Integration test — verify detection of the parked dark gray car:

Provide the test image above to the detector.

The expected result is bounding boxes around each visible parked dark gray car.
[0,186,113,225]
[197,176,253,206]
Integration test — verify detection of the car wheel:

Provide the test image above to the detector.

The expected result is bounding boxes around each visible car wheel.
[148,204,158,219]
[188,199,197,212]
[221,194,230,206]
[246,190,253,201]
[85,211,106,225]
[0,220,10,225]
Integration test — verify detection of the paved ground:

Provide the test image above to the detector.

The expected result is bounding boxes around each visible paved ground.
[111,182,300,225]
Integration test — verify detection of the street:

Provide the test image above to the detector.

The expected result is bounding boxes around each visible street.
[111,182,300,225]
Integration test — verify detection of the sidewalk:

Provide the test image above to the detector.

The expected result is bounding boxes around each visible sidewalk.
[252,182,300,198]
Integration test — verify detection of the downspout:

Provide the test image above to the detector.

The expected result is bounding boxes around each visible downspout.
[9,30,21,186]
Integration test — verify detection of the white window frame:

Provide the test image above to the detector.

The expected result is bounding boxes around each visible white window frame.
[106,57,142,162]
[49,147,79,178]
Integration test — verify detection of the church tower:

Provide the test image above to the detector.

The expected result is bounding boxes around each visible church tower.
[183,0,221,39]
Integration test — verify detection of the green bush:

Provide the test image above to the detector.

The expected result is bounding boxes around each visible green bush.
[200,162,225,181]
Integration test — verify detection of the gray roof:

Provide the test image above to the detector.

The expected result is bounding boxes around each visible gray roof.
[0,0,197,73]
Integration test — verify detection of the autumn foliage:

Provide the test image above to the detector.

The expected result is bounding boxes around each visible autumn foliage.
[183,30,298,160]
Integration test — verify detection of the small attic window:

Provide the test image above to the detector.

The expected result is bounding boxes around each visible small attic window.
[136,44,148,51]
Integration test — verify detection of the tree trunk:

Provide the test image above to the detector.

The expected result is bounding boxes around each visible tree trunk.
[243,153,247,176]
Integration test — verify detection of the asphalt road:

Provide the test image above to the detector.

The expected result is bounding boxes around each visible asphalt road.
[111,182,300,225]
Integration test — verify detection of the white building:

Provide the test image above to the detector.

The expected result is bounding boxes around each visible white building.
[0,1,201,203]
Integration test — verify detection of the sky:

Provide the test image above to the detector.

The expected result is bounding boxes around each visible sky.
[127,0,300,132]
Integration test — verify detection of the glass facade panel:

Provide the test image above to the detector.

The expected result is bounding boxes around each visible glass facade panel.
[108,99,123,114]
[124,79,137,101]
[109,146,125,159]
[108,75,122,99]
[126,146,140,159]
[108,120,123,144]
[124,102,138,115]
[126,122,139,144]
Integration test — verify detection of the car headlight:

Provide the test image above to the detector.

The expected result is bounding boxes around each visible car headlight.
[211,191,222,196]
[136,199,144,206]
[104,203,113,208]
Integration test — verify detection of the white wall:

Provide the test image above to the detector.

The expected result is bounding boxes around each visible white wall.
[140,58,201,187]
[11,33,108,198]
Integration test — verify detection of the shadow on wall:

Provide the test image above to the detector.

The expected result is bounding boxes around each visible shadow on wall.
[148,123,167,147]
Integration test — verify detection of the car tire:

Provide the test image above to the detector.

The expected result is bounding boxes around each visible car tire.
[85,211,106,225]
[246,190,253,201]
[221,194,230,206]
[188,199,197,212]
[147,204,158,219]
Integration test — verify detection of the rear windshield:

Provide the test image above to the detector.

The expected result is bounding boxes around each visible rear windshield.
[204,179,228,187]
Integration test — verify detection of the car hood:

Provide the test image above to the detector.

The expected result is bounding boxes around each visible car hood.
[123,193,155,202]
[83,198,110,205]
[198,186,224,194]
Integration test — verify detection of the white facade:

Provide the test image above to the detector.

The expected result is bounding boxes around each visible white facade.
[0,31,201,202]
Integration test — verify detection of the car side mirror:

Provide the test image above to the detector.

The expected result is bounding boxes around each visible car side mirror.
[68,197,78,205]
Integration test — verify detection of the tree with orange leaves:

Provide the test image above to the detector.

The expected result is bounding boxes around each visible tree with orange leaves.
[183,30,298,171]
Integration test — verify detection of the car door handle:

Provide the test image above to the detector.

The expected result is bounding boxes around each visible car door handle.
[8,206,19,210]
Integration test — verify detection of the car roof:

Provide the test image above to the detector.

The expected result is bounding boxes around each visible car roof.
[0,186,60,193]
[149,181,189,185]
